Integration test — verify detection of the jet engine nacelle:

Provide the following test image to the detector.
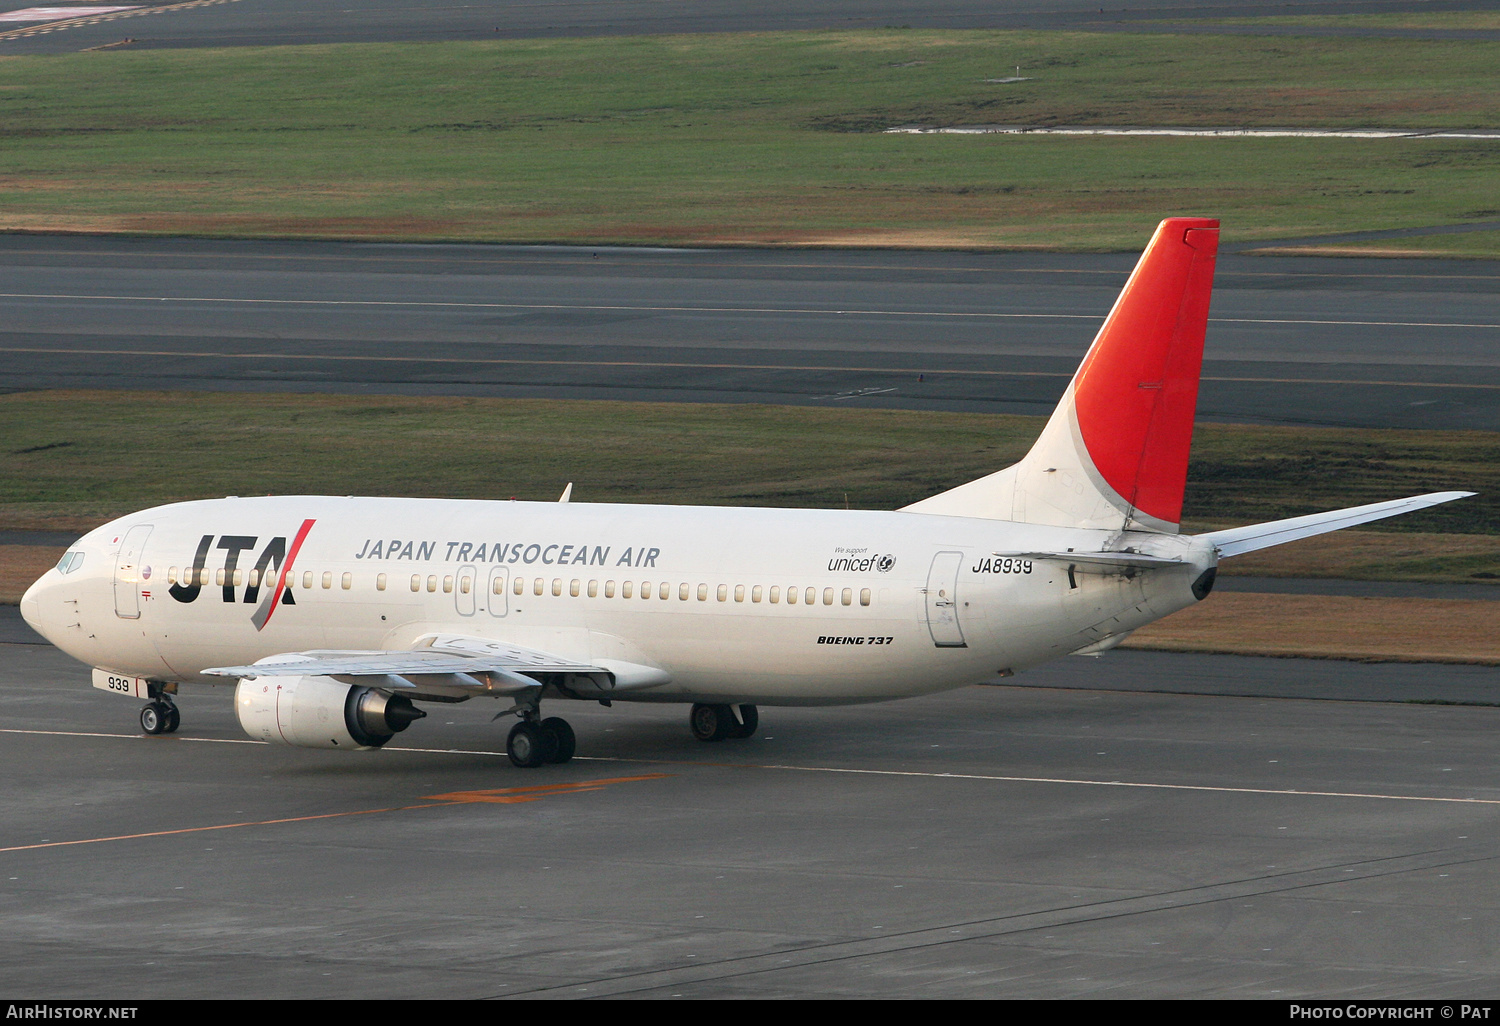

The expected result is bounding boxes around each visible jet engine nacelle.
[235,675,425,750]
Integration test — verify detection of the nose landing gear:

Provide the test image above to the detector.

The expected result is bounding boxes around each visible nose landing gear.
[139,699,179,736]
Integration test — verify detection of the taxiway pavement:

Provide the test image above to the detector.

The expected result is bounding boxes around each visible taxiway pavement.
[2,638,1498,998]
[3,235,1498,431]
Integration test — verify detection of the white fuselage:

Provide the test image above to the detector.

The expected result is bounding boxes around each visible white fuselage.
[23,496,1216,705]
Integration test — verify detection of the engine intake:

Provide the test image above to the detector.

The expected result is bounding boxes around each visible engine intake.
[235,675,426,750]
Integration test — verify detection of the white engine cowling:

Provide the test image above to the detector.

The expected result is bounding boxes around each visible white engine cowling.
[235,675,425,750]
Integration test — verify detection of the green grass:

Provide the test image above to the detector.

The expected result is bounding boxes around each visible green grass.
[2,390,1495,534]
[0,30,1496,250]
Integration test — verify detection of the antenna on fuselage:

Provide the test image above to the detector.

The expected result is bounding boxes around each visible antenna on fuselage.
[558,482,573,503]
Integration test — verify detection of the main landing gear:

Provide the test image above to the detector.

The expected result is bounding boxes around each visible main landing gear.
[139,698,180,736]
[690,703,758,742]
[506,714,576,768]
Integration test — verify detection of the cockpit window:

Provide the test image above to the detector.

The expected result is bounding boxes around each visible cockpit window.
[56,550,84,574]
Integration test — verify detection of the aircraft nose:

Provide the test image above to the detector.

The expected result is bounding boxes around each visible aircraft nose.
[20,573,53,641]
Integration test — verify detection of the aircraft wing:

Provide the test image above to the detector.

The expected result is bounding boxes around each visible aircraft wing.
[202,633,669,695]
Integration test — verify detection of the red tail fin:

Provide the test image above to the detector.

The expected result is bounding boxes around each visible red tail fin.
[1072,218,1219,526]
[902,218,1219,532]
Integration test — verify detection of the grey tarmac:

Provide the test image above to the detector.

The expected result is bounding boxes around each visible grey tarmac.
[2,639,1499,997]
[3,235,1499,431]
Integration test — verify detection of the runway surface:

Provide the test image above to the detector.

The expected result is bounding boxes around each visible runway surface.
[3,638,1498,998]
[2,234,1498,431]
[2,0,1495,55]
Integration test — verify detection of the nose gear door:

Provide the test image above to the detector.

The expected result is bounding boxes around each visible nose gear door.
[924,550,967,648]
[113,524,153,619]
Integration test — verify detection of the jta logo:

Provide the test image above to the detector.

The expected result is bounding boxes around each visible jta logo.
[169,519,315,631]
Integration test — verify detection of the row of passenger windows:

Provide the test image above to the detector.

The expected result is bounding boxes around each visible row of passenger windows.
[472,576,871,607]
[164,566,873,607]
[169,567,353,590]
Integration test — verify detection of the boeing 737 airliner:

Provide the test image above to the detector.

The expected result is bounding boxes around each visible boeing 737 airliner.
[20,219,1470,767]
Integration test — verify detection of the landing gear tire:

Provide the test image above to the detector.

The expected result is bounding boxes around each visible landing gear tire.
[540,717,576,764]
[690,703,733,742]
[139,701,169,736]
[507,720,558,768]
[163,704,181,734]
[726,704,758,739]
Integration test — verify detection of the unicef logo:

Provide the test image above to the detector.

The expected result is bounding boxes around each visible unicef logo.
[876,554,896,573]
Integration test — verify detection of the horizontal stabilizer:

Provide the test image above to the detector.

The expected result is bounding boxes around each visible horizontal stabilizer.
[1201,491,1474,558]
[996,550,1185,574]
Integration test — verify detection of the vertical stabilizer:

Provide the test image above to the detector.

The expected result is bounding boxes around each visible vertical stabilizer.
[902,217,1219,533]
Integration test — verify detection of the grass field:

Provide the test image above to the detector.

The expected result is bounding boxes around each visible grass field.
[0,30,1495,251]
[2,391,1496,582]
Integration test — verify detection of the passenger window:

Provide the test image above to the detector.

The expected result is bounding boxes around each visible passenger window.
[823,587,834,605]
[215,568,226,587]
[411,575,421,592]
[231,569,242,587]
[806,587,817,605]
[303,571,314,589]
[513,577,524,596]
[442,576,454,594]
[662,582,671,601]
[717,584,728,602]
[588,580,598,598]
[751,585,762,603]
[769,586,780,604]
[570,580,580,597]
[458,575,469,594]
[427,575,438,593]
[493,578,504,595]
[733,585,744,603]
[860,588,871,606]
[678,583,688,601]
[841,588,852,606]
[623,581,634,598]
[377,573,387,592]
[605,580,616,598]
[246,569,259,587]
[552,579,563,597]
[533,579,544,596]
[321,572,332,590]
[786,586,797,605]
[167,566,177,585]
[641,582,652,599]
